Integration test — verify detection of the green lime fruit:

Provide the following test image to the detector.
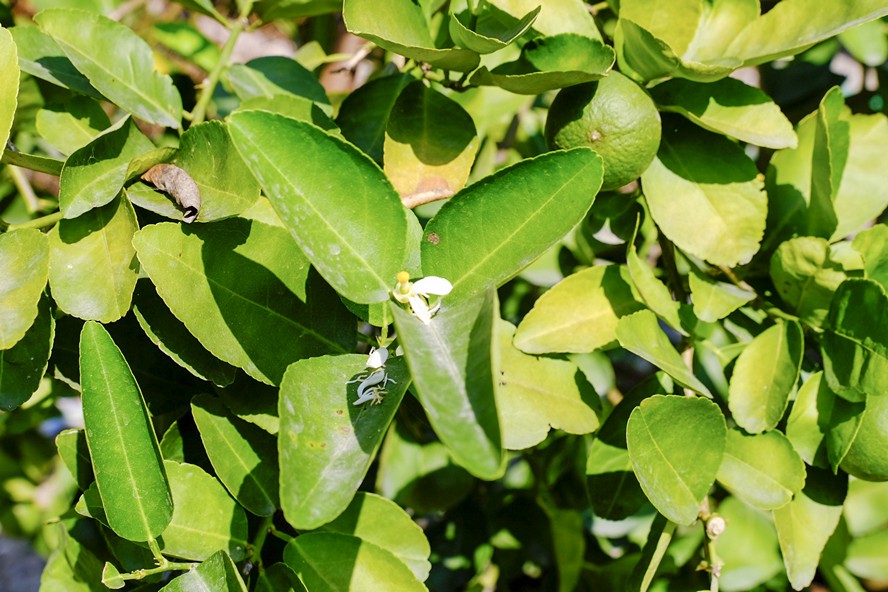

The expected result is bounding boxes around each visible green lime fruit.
[545,71,661,191]
[840,392,888,481]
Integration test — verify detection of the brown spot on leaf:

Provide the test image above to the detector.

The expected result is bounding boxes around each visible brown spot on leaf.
[427,232,440,245]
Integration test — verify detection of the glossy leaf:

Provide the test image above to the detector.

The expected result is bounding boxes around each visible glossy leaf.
[391,291,504,479]
[49,196,139,324]
[336,74,413,163]
[785,372,833,469]
[627,239,685,335]
[448,4,539,53]
[129,121,260,223]
[79,322,172,542]
[343,0,480,72]
[728,320,803,434]
[255,563,306,592]
[384,81,479,208]
[133,219,353,385]
[35,97,110,155]
[642,116,767,267]
[822,279,888,402]
[237,95,339,133]
[770,237,853,327]
[627,513,675,592]
[0,229,49,349]
[422,148,602,298]
[0,26,18,149]
[132,280,237,387]
[651,77,797,149]
[716,430,806,511]
[808,87,847,238]
[514,265,642,354]
[488,0,601,39]
[278,354,411,530]
[494,320,599,450]
[158,460,248,561]
[318,492,432,582]
[227,56,330,109]
[228,110,409,304]
[158,550,247,592]
[470,34,615,94]
[0,295,53,411]
[9,25,102,99]
[253,0,341,20]
[59,117,154,219]
[774,467,847,590]
[626,395,726,525]
[853,224,888,291]
[616,310,712,397]
[688,272,755,323]
[35,9,182,128]
[192,394,279,517]
[56,428,94,492]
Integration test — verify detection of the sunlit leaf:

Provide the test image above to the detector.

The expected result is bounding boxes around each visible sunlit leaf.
[158,550,247,592]
[0,229,49,349]
[35,97,110,155]
[449,4,539,54]
[716,430,806,510]
[0,26,19,149]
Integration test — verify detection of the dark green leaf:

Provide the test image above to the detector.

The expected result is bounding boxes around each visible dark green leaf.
[391,291,505,479]
[133,218,353,385]
[56,428,94,491]
[10,25,102,99]
[227,56,330,109]
[255,563,306,592]
[626,395,726,525]
[0,228,49,349]
[49,196,140,324]
[0,295,54,411]
[278,353,411,529]
[336,74,413,163]
[422,148,602,298]
[35,9,182,128]
[228,110,409,304]
[192,394,279,517]
[79,322,172,542]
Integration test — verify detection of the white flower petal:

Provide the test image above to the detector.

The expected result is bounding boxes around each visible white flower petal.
[408,294,432,324]
[413,276,452,297]
[367,347,388,368]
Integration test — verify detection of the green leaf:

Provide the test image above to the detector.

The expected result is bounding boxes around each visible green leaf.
[343,0,480,72]
[808,87,847,238]
[839,19,888,66]
[9,25,102,99]
[79,322,172,542]
[470,34,615,94]
[56,428,94,491]
[58,116,155,218]
[253,0,341,20]
[284,533,427,592]
[616,310,712,397]
[853,224,888,291]
[651,77,797,149]
[0,26,18,149]
[627,512,675,592]
[192,394,279,517]
[728,320,803,434]
[35,9,182,128]
[1,148,64,176]
[825,394,866,473]
[846,529,888,581]
[774,467,847,590]
[494,320,599,449]
[0,295,54,411]
[129,121,260,223]
[448,4,540,54]
[158,460,249,561]
[175,0,227,25]
[688,272,755,323]
[725,0,888,66]
[133,218,353,385]
[784,371,832,469]
[642,116,767,267]
[391,291,505,480]
[132,280,237,387]
[158,550,248,592]
[49,196,139,323]
[236,95,339,133]
[278,354,411,530]
[336,74,414,163]
[384,81,479,208]
[227,56,330,109]
[770,237,853,327]
[35,96,110,155]
[626,238,685,335]
[822,279,888,402]
[422,148,603,299]
[0,228,49,349]
[716,429,806,511]
[318,492,432,582]
[255,563,306,592]
[228,110,409,304]
[626,394,726,525]
[488,0,602,39]
[717,496,784,592]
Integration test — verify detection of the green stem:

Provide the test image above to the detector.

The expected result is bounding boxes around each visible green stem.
[6,211,64,232]
[588,1,610,13]
[8,165,40,213]
[268,525,295,544]
[2,149,64,176]
[249,515,274,563]
[190,20,245,125]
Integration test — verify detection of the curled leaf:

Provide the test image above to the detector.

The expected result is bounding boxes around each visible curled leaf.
[142,164,201,223]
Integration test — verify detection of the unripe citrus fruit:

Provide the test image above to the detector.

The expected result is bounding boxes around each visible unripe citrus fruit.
[840,393,888,481]
[545,72,661,191]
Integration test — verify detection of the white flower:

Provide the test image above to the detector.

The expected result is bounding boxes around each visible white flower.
[392,271,453,324]
[348,347,395,405]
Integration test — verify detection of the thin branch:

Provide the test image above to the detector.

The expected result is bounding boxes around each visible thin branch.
[189,19,245,126]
